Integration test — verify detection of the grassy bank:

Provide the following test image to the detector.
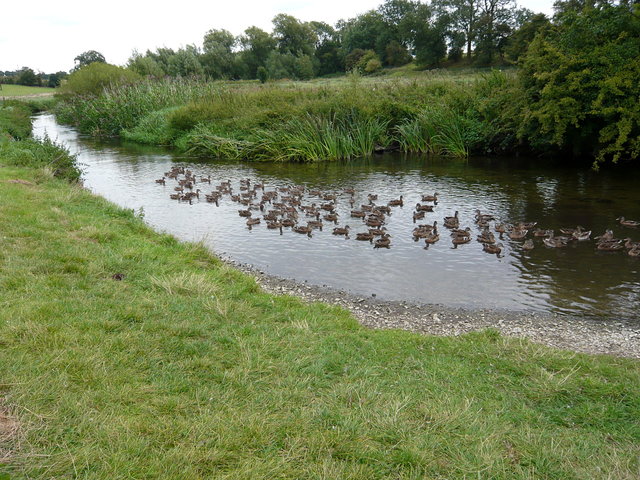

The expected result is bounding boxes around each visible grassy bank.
[0,85,55,97]
[55,71,520,161]
[1,166,640,476]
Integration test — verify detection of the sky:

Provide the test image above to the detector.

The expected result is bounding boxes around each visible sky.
[1,0,555,73]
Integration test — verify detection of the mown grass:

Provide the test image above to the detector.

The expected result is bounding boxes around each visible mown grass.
[0,161,639,478]
[57,70,520,161]
[0,85,55,97]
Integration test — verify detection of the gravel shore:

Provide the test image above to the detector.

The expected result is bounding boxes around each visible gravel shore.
[226,259,640,359]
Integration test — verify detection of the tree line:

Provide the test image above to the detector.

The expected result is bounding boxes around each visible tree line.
[124,0,545,81]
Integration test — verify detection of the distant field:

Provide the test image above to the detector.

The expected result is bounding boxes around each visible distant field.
[0,84,55,97]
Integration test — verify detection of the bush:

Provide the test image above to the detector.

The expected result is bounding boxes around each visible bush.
[257,66,268,83]
[0,102,33,139]
[59,63,141,97]
[0,134,81,181]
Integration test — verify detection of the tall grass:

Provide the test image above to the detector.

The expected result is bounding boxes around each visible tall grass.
[56,71,522,161]
[55,78,219,136]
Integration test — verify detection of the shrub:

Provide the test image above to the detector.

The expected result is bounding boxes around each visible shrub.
[257,66,268,84]
[59,63,141,97]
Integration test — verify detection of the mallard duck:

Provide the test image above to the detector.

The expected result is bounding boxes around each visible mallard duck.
[344,188,355,195]
[533,228,553,238]
[350,210,366,218]
[155,177,166,185]
[293,225,313,237]
[617,217,640,227]
[266,221,282,230]
[516,221,537,230]
[452,235,471,246]
[508,228,528,240]
[281,218,296,228]
[369,227,387,236]
[246,217,261,226]
[572,229,591,241]
[238,209,252,217]
[356,232,374,242]
[307,220,323,231]
[595,229,614,242]
[366,216,384,227]
[450,227,471,238]
[495,223,507,234]
[388,196,404,207]
[483,242,503,255]
[628,247,640,257]
[423,231,440,249]
[169,193,181,200]
[367,193,378,202]
[597,240,625,252]
[624,238,640,250]
[560,226,585,235]
[543,233,569,248]
[421,193,438,203]
[522,239,534,250]
[323,213,339,223]
[413,211,425,223]
[415,203,434,212]
[475,210,495,223]
[332,226,350,236]
[443,211,459,229]
[477,231,496,244]
[374,234,391,249]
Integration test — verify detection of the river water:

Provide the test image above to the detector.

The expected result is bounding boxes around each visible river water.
[34,114,640,320]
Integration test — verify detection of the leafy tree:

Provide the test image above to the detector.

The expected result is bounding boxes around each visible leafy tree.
[167,45,204,77]
[127,50,165,77]
[16,67,40,86]
[202,29,236,79]
[505,13,550,62]
[310,21,343,75]
[519,2,640,164]
[445,0,480,60]
[341,11,392,58]
[385,40,411,66]
[239,26,277,78]
[272,14,317,56]
[73,50,106,71]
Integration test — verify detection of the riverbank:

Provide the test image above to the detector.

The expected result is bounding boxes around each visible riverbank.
[1,158,639,478]
[229,259,640,359]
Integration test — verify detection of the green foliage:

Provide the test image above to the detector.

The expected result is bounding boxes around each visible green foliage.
[0,102,33,139]
[56,78,216,136]
[0,134,81,181]
[202,29,236,79]
[73,50,106,71]
[257,66,268,83]
[59,63,142,97]
[519,3,640,164]
[16,67,40,87]
[121,107,178,145]
[127,51,165,77]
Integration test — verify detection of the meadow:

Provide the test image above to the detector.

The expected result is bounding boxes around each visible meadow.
[0,108,639,479]
[0,84,55,97]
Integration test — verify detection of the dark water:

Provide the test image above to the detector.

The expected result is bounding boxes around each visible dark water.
[34,114,640,320]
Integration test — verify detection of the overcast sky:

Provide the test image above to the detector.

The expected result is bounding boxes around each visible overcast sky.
[2,0,555,73]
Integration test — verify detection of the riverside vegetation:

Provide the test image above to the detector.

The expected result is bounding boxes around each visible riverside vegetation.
[1,100,640,479]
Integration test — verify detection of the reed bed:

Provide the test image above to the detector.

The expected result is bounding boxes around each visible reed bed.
[56,72,518,161]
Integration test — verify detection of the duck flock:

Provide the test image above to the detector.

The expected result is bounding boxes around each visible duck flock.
[155,166,640,257]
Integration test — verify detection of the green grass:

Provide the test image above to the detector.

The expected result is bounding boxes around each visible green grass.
[0,162,639,479]
[56,70,519,161]
[0,85,55,97]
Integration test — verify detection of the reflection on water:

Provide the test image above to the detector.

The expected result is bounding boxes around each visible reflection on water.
[34,114,640,320]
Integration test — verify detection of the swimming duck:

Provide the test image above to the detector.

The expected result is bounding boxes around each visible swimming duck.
[350,210,366,218]
[451,235,471,246]
[477,230,496,244]
[366,216,384,227]
[628,247,640,257]
[293,225,313,237]
[415,203,434,212]
[572,229,592,241]
[522,239,535,250]
[374,234,391,249]
[533,228,553,238]
[369,227,387,236]
[624,238,640,250]
[388,196,404,207]
[423,231,440,249]
[155,177,166,185]
[617,217,640,228]
[543,232,569,248]
[332,226,350,237]
[475,210,495,223]
[421,193,438,203]
[307,220,323,231]
[355,232,374,242]
[508,228,528,240]
[443,211,459,229]
[246,217,261,226]
[238,209,252,217]
[596,240,625,252]
[413,211,425,223]
[323,213,339,224]
[483,242,503,255]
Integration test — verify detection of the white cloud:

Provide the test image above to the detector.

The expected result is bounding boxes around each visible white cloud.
[1,0,555,73]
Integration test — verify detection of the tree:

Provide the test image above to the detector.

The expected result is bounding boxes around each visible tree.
[167,45,204,77]
[16,67,40,86]
[238,26,277,78]
[127,50,165,77]
[73,50,106,71]
[505,13,550,62]
[519,2,640,164]
[202,29,236,79]
[445,0,480,60]
[272,14,317,56]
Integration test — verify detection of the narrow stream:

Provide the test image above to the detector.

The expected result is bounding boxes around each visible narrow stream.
[35,114,640,321]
